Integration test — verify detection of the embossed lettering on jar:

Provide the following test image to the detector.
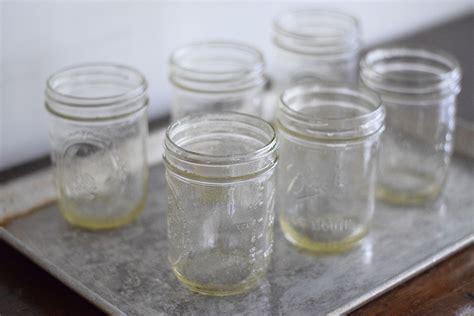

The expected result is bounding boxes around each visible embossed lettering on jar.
[277,85,385,252]
[164,113,278,296]
[45,63,149,230]
[361,48,462,205]
[169,41,267,120]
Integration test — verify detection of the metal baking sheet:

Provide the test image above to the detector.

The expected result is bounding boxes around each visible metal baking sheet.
[1,155,473,315]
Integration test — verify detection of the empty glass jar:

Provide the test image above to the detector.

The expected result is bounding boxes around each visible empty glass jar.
[169,41,267,120]
[271,9,361,120]
[45,63,149,230]
[164,112,278,295]
[276,85,385,252]
[361,47,462,205]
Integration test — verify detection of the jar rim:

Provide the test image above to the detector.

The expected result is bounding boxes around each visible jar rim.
[169,41,266,93]
[274,9,359,40]
[273,9,360,57]
[278,84,385,141]
[360,47,462,97]
[45,63,148,120]
[170,41,264,75]
[165,112,278,165]
[46,63,147,106]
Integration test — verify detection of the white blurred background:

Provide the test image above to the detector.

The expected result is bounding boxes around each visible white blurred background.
[1,0,473,170]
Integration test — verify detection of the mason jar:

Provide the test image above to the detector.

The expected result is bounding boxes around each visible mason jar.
[164,112,278,295]
[169,41,267,120]
[45,63,149,230]
[276,85,384,252]
[270,9,360,121]
[361,47,462,205]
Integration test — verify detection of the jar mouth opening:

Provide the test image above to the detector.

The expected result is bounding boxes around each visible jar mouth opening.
[169,41,266,93]
[165,112,278,165]
[360,47,462,96]
[279,84,384,140]
[45,63,148,121]
[281,85,382,123]
[46,63,147,107]
[170,41,264,75]
[273,9,359,56]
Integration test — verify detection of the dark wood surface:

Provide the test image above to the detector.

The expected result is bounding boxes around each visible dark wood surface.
[351,245,474,316]
[0,240,105,316]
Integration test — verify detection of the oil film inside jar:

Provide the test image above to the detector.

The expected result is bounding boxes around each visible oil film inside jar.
[46,63,149,230]
[53,115,149,230]
[360,47,461,204]
[165,113,278,295]
[277,85,384,252]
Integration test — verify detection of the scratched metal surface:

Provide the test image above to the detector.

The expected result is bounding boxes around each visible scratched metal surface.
[1,155,473,316]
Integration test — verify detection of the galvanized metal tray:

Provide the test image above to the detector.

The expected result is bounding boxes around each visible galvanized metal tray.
[1,153,473,315]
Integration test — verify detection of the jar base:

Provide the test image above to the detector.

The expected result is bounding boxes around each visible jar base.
[59,193,146,230]
[377,170,444,205]
[376,186,442,206]
[279,217,368,253]
[172,267,261,296]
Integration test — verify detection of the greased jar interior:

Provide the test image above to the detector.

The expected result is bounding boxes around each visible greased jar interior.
[165,112,279,296]
[361,47,461,204]
[276,84,384,252]
[45,63,149,230]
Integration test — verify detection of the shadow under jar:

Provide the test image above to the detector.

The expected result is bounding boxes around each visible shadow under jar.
[45,63,149,230]
[277,85,385,253]
[361,47,462,205]
[169,41,267,121]
[164,112,278,296]
[272,9,360,93]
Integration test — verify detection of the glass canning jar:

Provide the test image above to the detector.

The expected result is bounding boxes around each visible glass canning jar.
[361,47,462,205]
[272,10,360,106]
[164,112,278,296]
[276,85,385,252]
[45,63,149,230]
[169,41,267,120]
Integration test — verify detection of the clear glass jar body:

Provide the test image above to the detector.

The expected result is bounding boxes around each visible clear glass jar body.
[164,112,278,295]
[277,85,384,252]
[169,41,267,120]
[271,10,361,120]
[45,64,149,230]
[361,48,461,205]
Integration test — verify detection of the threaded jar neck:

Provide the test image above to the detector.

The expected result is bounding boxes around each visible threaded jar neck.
[278,85,384,141]
[273,9,360,58]
[360,47,462,104]
[169,41,266,94]
[164,112,278,182]
[45,63,148,121]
